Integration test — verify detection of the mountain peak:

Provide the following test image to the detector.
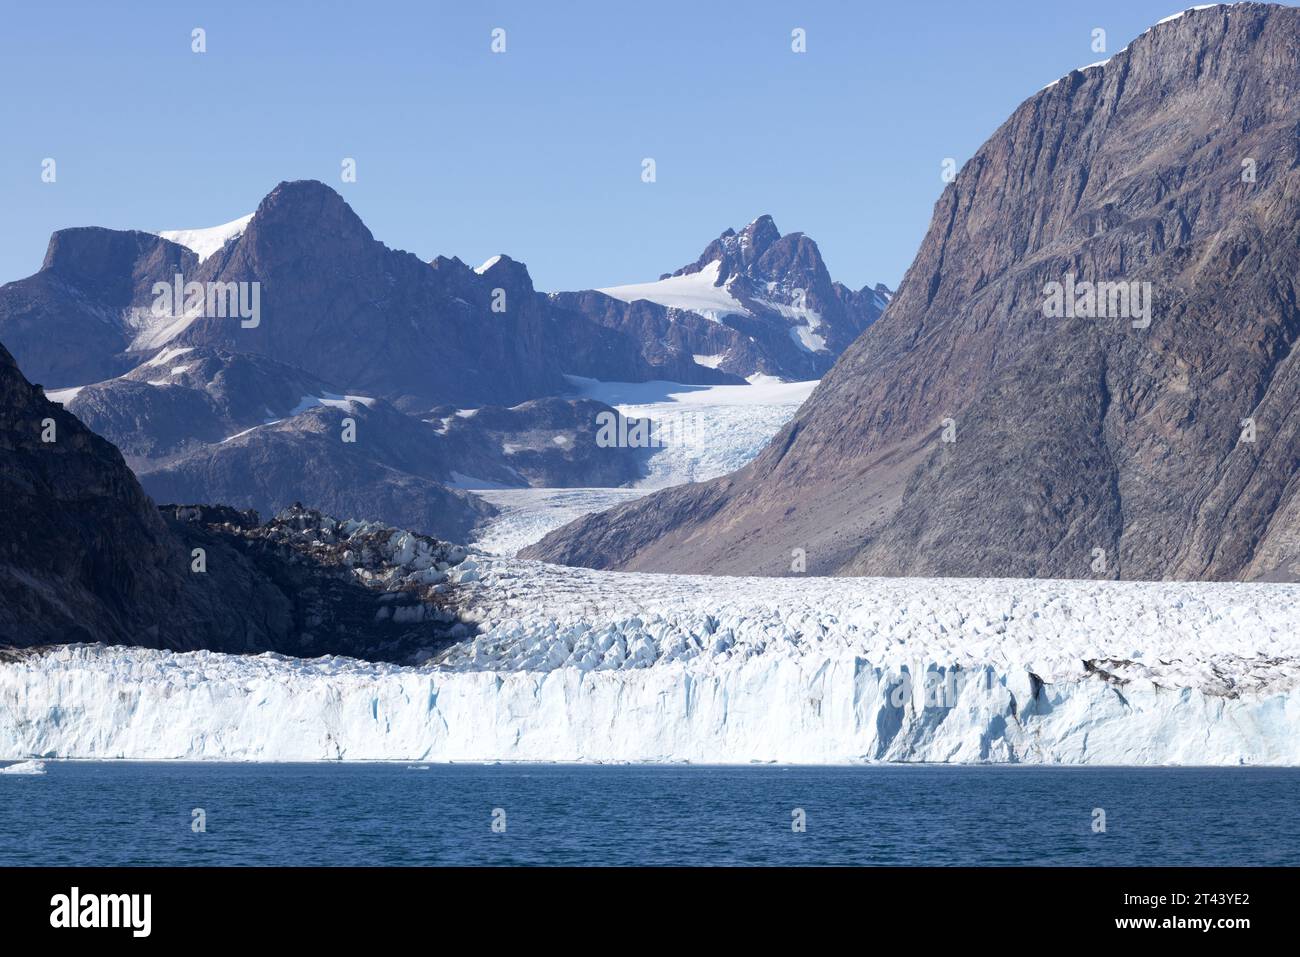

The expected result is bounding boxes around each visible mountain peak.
[243,180,374,246]
[676,214,783,282]
[739,214,781,249]
[42,228,186,289]
[470,252,534,291]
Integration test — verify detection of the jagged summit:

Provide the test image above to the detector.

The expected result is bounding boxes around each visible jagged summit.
[586,214,890,380]
[671,214,785,281]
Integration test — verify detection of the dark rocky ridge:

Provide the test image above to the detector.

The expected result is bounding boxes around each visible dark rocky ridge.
[64,348,341,461]
[163,504,473,663]
[138,399,498,544]
[133,394,647,540]
[524,4,1300,582]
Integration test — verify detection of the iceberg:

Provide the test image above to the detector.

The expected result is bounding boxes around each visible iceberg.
[0,759,46,774]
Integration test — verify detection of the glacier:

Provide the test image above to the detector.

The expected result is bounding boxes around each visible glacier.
[467,376,818,555]
[2,560,1298,764]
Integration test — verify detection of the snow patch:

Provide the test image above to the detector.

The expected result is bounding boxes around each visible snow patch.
[597,260,750,320]
[45,386,84,404]
[289,393,377,415]
[158,213,254,262]
[144,346,194,368]
[789,323,827,353]
[220,423,272,443]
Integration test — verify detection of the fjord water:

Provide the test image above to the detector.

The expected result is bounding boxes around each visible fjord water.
[2,763,1297,866]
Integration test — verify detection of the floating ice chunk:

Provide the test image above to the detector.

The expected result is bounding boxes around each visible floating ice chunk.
[0,760,46,774]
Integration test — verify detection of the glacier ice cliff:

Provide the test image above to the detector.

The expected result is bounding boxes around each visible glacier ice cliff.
[2,562,1298,764]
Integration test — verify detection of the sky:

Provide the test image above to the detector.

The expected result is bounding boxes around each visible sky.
[0,1,1280,293]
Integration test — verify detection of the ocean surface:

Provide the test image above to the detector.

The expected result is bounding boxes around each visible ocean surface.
[2,762,1297,866]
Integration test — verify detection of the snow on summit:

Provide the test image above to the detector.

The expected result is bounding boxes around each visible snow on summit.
[1038,5,1232,92]
[597,260,751,320]
[158,213,254,262]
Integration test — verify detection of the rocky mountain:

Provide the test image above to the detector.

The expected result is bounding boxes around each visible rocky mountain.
[525,3,1300,583]
[151,181,741,404]
[0,177,887,561]
[53,347,341,461]
[47,340,648,540]
[0,338,472,660]
[133,393,645,541]
[0,227,196,387]
[558,215,890,381]
[138,399,497,544]
[0,180,741,406]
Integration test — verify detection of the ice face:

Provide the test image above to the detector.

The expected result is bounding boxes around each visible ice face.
[2,562,1298,765]
[0,643,1296,764]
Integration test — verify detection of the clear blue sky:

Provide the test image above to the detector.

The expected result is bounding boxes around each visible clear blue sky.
[0,1,1278,292]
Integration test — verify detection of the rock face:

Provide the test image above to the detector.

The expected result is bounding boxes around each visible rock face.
[173,183,574,408]
[563,215,890,381]
[139,400,499,544]
[0,338,199,646]
[163,504,472,663]
[0,228,195,387]
[0,339,473,659]
[62,347,341,461]
[525,4,1300,582]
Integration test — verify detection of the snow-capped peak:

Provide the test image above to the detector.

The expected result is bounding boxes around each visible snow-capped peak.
[158,213,254,263]
[474,255,504,275]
